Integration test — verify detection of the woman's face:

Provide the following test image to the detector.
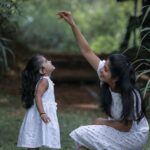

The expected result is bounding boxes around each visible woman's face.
[99,59,114,84]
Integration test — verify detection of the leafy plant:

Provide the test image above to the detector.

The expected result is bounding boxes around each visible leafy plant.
[16,0,133,53]
[0,0,21,76]
[0,39,15,75]
[122,4,150,108]
[134,6,150,107]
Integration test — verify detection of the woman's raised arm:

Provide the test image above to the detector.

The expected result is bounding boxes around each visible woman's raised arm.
[57,11,101,71]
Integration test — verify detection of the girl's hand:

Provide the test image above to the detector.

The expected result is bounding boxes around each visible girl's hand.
[57,11,75,26]
[40,113,50,124]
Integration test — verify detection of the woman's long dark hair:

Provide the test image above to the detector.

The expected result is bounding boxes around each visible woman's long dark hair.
[100,54,146,123]
[21,55,44,109]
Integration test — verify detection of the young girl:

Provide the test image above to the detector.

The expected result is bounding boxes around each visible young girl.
[17,55,61,150]
[58,11,149,150]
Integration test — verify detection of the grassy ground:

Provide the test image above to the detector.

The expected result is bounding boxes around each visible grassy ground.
[0,93,150,150]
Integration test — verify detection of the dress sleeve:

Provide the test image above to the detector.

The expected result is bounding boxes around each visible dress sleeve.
[97,60,105,77]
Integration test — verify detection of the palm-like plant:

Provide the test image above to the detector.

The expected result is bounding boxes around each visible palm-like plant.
[134,5,150,106]
[0,38,15,75]
[0,0,21,76]
[121,3,150,108]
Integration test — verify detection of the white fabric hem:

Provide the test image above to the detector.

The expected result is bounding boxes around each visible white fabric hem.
[17,144,61,149]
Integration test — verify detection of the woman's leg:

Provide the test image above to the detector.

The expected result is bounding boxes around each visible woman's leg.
[79,146,90,150]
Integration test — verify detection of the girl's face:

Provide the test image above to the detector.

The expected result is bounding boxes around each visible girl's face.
[40,57,55,75]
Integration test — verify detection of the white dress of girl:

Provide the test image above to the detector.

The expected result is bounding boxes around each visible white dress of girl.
[70,60,149,150]
[17,76,61,149]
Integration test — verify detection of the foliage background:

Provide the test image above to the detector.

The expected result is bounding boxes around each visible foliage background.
[15,0,134,53]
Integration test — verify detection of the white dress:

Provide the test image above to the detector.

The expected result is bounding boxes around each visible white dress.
[70,60,149,150]
[17,76,61,149]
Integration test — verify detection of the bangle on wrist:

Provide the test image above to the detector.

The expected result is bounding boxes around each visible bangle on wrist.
[40,112,46,116]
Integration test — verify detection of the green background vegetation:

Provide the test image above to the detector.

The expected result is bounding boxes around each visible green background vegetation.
[15,0,133,53]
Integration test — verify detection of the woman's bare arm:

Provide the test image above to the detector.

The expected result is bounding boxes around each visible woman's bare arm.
[95,118,132,132]
[58,11,100,71]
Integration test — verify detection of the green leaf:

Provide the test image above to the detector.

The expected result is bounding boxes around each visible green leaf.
[143,79,150,99]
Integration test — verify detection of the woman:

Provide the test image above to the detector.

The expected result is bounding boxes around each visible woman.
[57,11,149,150]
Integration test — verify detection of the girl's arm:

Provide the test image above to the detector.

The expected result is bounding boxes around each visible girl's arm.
[35,79,50,123]
[95,118,132,132]
[58,11,100,71]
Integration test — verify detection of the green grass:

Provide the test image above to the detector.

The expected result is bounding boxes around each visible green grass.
[0,107,99,150]
[0,93,150,150]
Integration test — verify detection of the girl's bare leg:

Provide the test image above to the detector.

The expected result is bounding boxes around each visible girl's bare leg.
[79,146,90,150]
